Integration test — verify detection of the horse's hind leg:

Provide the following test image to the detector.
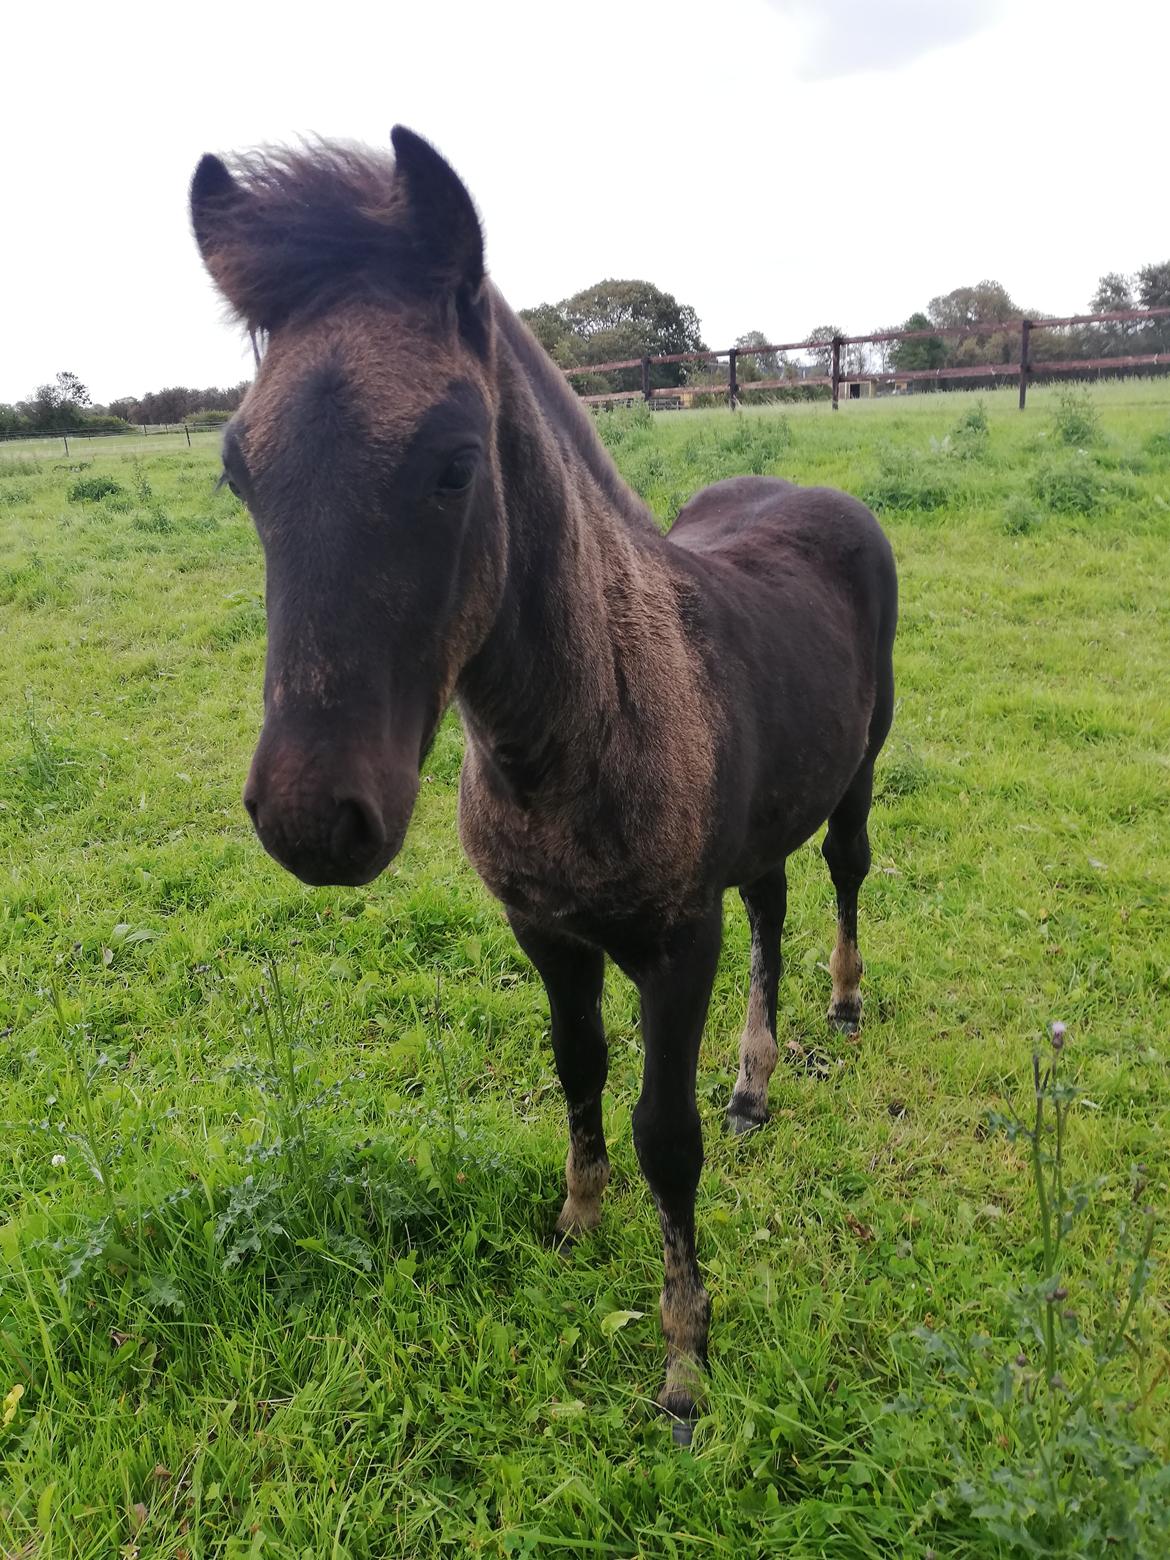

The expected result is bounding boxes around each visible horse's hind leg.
[508,912,609,1239]
[726,865,787,1134]
[822,764,875,1033]
[824,639,894,1033]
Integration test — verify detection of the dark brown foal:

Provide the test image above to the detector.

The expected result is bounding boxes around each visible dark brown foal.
[190,128,898,1436]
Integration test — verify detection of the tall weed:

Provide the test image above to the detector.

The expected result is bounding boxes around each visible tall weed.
[894,1024,1164,1556]
[1052,386,1102,447]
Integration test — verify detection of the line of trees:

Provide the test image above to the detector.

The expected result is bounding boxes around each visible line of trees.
[873,264,1170,378]
[519,261,1170,399]
[0,374,250,437]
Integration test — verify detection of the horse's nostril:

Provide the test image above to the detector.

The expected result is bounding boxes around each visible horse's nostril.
[332,796,385,864]
[243,793,260,826]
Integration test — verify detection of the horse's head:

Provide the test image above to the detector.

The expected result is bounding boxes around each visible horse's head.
[190,130,503,886]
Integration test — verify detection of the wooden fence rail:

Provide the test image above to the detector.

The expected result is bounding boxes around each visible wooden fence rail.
[562,307,1170,411]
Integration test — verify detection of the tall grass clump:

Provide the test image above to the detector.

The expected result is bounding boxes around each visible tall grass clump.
[1052,386,1102,447]
[940,398,992,462]
[893,1023,1165,1557]
[5,693,88,814]
[1001,493,1045,535]
[1031,454,1110,515]
[67,475,125,504]
[591,400,653,452]
[129,459,173,533]
[862,445,953,514]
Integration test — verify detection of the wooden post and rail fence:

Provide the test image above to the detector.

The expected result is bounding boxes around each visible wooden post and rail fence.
[5,310,1170,455]
[562,307,1170,412]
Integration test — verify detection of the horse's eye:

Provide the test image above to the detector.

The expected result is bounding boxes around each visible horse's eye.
[435,451,478,495]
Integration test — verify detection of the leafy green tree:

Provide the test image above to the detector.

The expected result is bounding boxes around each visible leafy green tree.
[519,303,569,356]
[890,312,946,373]
[1087,273,1137,356]
[802,326,870,378]
[15,371,94,432]
[521,279,706,392]
[734,330,786,381]
[1137,261,1170,350]
[1136,260,1170,312]
[803,326,843,375]
[927,280,1017,333]
[1092,272,1134,314]
[55,371,90,408]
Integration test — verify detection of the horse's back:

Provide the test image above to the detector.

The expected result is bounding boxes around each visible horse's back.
[669,475,894,605]
[664,475,898,870]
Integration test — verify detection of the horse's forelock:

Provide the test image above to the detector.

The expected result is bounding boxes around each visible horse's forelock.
[194,140,423,333]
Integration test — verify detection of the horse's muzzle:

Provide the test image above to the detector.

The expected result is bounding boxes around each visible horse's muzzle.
[243,727,418,887]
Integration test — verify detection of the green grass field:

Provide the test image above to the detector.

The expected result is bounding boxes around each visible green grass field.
[2,382,1168,1557]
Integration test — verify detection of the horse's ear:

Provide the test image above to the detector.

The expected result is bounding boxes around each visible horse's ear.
[190,154,247,303]
[390,126,485,298]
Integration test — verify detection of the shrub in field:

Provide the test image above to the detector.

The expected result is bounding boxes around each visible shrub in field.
[716,413,792,474]
[1031,455,1110,515]
[592,402,653,451]
[891,1024,1164,1557]
[1143,427,1170,458]
[67,474,125,503]
[862,446,952,513]
[1002,494,1045,535]
[1052,386,1101,447]
[132,508,174,534]
[875,742,932,797]
[948,398,991,461]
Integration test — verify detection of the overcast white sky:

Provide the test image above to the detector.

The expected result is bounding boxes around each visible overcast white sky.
[3,0,1166,404]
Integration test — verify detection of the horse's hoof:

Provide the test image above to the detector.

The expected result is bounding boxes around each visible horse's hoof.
[552,1196,602,1250]
[726,1092,767,1135]
[828,999,861,1035]
[657,1352,704,1443]
[658,1384,699,1445]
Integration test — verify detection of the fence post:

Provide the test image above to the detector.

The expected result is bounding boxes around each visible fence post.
[728,348,739,411]
[184,424,191,447]
[641,356,652,405]
[142,424,147,435]
[63,434,69,456]
[831,336,842,411]
[1018,319,1032,410]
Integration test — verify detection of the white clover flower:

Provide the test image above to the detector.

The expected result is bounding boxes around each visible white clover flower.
[51,1154,67,1167]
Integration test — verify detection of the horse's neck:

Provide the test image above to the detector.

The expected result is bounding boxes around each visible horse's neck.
[456,305,669,788]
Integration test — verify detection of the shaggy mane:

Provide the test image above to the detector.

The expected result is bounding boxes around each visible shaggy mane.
[200,141,428,333]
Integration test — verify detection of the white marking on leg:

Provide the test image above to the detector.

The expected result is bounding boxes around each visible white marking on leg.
[829,927,863,1027]
[730,936,776,1121]
[556,1140,609,1236]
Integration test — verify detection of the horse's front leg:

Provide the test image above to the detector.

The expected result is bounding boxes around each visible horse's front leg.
[623,906,722,1436]
[508,912,609,1239]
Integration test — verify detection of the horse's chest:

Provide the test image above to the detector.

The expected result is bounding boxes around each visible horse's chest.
[457,761,701,927]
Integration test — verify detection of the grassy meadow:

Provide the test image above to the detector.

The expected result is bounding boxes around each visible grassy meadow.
[1,382,1168,1556]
